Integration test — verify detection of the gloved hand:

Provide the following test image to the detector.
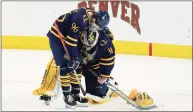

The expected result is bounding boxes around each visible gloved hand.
[67,57,81,71]
[97,76,108,84]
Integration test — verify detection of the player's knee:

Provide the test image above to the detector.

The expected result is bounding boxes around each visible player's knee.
[96,85,108,97]
[87,84,108,97]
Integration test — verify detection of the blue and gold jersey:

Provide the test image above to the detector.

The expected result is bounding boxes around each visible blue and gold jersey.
[47,8,93,58]
[94,41,115,78]
[81,29,115,78]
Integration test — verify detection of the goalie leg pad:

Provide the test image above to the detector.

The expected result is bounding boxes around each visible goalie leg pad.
[85,93,111,104]
[33,57,59,96]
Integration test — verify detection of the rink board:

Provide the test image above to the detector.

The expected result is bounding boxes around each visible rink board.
[2,35,192,59]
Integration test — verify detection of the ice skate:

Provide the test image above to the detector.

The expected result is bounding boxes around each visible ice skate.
[63,93,77,109]
[72,93,89,107]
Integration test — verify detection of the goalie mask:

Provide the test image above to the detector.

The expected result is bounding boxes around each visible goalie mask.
[81,29,99,51]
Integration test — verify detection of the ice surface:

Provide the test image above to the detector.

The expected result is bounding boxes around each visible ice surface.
[2,49,192,111]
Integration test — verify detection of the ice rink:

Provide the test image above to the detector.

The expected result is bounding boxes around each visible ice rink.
[2,49,192,111]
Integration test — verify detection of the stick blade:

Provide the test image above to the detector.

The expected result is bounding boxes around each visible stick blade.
[137,104,158,110]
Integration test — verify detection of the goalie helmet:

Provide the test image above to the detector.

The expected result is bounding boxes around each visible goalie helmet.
[81,29,99,51]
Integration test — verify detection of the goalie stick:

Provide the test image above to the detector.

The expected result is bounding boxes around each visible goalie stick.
[88,69,159,110]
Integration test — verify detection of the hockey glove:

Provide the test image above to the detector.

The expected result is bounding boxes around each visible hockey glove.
[67,57,81,71]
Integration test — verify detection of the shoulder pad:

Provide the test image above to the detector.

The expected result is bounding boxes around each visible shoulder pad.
[103,27,114,41]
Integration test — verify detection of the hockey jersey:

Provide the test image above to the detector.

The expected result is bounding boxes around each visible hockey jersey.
[47,8,93,58]
[79,28,115,78]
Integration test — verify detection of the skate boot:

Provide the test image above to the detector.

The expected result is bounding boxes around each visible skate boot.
[39,94,51,106]
[72,93,88,107]
[63,93,77,109]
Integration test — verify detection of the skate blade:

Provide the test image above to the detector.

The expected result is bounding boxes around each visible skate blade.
[41,99,53,107]
[65,104,76,110]
[41,100,52,106]
[76,102,89,107]
[44,101,51,106]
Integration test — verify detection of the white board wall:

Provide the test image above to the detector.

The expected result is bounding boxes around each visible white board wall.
[2,1,192,45]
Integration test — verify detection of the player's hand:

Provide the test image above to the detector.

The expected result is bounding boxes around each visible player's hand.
[67,57,81,71]
[98,76,107,84]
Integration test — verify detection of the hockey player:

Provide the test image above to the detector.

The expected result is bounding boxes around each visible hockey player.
[77,27,116,104]
[33,8,110,108]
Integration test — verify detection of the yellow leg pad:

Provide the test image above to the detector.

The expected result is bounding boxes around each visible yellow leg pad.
[87,98,111,104]
[32,57,59,96]
[85,94,111,104]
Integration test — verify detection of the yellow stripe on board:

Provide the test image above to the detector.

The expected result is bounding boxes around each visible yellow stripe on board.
[113,40,149,56]
[2,35,192,59]
[2,36,50,50]
[152,43,192,59]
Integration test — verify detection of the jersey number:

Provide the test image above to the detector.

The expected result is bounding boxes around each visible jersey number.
[71,23,79,33]
[107,47,113,55]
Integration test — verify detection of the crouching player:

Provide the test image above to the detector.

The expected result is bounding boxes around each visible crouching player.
[78,27,118,104]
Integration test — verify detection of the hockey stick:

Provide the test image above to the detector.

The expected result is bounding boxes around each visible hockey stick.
[53,22,87,96]
[88,69,158,110]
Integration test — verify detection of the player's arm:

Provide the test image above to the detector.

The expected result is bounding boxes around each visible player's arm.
[97,42,115,84]
[64,23,81,59]
[99,45,115,78]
